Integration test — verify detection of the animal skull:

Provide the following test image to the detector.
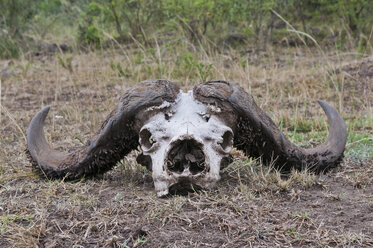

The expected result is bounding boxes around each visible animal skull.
[26,80,347,197]
[139,91,233,196]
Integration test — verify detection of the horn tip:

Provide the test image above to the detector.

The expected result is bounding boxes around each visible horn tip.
[316,99,347,151]
[27,106,52,148]
[316,100,339,119]
[41,106,51,116]
[317,99,328,108]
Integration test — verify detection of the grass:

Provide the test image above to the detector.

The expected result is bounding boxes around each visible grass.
[0,40,372,246]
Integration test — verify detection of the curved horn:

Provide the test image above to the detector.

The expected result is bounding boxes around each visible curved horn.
[26,79,180,179]
[194,81,347,172]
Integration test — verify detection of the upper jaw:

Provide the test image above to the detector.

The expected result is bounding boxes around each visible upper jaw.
[153,171,221,197]
[152,135,225,197]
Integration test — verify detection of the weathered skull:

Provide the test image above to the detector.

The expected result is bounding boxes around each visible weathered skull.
[138,91,233,196]
[26,80,347,197]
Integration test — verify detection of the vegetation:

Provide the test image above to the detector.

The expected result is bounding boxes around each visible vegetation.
[1,0,372,57]
[0,0,372,247]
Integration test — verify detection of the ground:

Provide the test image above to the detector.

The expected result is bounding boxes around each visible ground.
[1,46,372,247]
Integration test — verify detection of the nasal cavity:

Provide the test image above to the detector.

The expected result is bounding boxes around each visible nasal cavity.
[167,139,206,175]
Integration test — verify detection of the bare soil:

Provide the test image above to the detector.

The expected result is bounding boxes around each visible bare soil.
[337,55,373,107]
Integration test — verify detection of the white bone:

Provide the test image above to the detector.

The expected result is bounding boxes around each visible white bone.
[139,90,233,197]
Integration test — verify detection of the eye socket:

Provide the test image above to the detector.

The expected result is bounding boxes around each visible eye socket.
[219,131,233,150]
[139,129,156,149]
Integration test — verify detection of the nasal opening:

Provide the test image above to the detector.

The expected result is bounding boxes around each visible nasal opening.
[167,139,206,175]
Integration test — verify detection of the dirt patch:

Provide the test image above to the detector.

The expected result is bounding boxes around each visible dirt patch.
[336,56,373,107]
[275,159,373,236]
[340,56,373,80]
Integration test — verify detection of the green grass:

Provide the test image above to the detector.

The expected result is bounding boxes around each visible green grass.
[0,214,32,235]
[282,114,372,161]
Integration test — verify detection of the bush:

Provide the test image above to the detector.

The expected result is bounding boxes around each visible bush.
[0,0,372,58]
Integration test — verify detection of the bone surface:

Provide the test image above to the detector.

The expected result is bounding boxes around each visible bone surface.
[139,90,233,197]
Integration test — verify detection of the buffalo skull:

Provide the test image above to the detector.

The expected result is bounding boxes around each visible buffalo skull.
[26,80,347,197]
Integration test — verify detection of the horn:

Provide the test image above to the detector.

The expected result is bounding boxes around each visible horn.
[26,80,180,179]
[194,81,347,172]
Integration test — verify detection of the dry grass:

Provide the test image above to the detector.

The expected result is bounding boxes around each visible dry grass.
[1,42,372,247]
